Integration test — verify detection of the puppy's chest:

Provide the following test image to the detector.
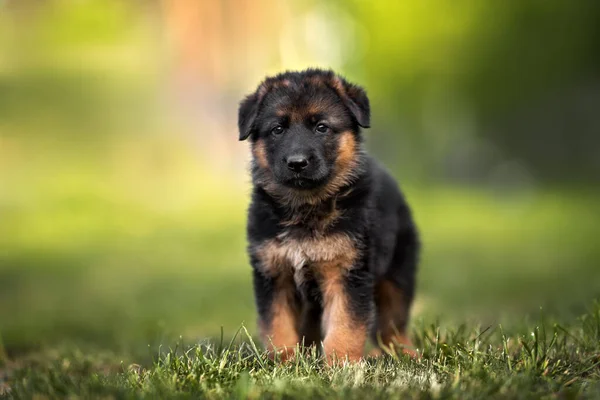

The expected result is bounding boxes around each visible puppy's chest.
[256,226,357,281]
[254,200,359,284]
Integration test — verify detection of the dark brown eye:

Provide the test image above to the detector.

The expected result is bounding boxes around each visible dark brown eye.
[271,126,284,136]
[315,123,329,133]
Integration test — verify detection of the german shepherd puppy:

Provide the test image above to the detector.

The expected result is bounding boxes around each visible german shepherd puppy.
[238,69,419,364]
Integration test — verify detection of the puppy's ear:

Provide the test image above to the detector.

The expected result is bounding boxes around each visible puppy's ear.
[238,92,259,141]
[332,77,371,128]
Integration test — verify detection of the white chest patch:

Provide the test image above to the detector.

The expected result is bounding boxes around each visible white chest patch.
[284,242,308,271]
[256,233,357,278]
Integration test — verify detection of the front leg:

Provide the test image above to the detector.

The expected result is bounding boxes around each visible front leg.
[252,268,301,361]
[318,264,373,364]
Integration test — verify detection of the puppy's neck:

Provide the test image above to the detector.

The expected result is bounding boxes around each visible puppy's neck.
[256,166,367,238]
[279,196,341,234]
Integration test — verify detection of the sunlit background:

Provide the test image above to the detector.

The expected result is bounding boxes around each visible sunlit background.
[1,0,599,357]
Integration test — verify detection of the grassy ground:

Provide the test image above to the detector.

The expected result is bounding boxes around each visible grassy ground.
[2,304,600,398]
[1,136,600,398]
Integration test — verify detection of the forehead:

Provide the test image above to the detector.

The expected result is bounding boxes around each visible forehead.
[259,78,348,122]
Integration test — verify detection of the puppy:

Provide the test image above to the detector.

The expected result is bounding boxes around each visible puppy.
[238,69,419,363]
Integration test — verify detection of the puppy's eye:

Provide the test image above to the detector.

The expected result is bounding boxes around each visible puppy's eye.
[271,126,284,136]
[315,123,329,134]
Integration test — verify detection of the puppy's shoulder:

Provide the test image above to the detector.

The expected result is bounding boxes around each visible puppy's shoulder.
[247,187,283,244]
[365,155,409,209]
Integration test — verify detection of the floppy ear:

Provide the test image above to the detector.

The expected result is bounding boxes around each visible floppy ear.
[238,92,259,141]
[334,78,371,128]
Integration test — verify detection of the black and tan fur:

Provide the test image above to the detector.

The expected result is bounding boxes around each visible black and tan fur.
[238,69,419,364]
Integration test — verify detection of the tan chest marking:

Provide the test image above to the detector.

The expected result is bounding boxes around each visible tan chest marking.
[256,233,357,278]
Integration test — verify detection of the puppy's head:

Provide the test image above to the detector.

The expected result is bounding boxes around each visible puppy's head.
[238,69,370,197]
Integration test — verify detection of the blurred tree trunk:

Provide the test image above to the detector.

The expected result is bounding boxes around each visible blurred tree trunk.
[159,0,286,175]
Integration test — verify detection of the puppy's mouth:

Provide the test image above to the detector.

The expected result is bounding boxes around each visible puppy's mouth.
[283,174,327,190]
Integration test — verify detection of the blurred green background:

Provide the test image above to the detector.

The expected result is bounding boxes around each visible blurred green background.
[1,0,599,358]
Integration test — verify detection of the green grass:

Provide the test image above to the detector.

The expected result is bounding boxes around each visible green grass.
[3,303,600,399]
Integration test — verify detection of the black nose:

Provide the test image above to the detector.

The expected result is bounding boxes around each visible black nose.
[286,155,309,172]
